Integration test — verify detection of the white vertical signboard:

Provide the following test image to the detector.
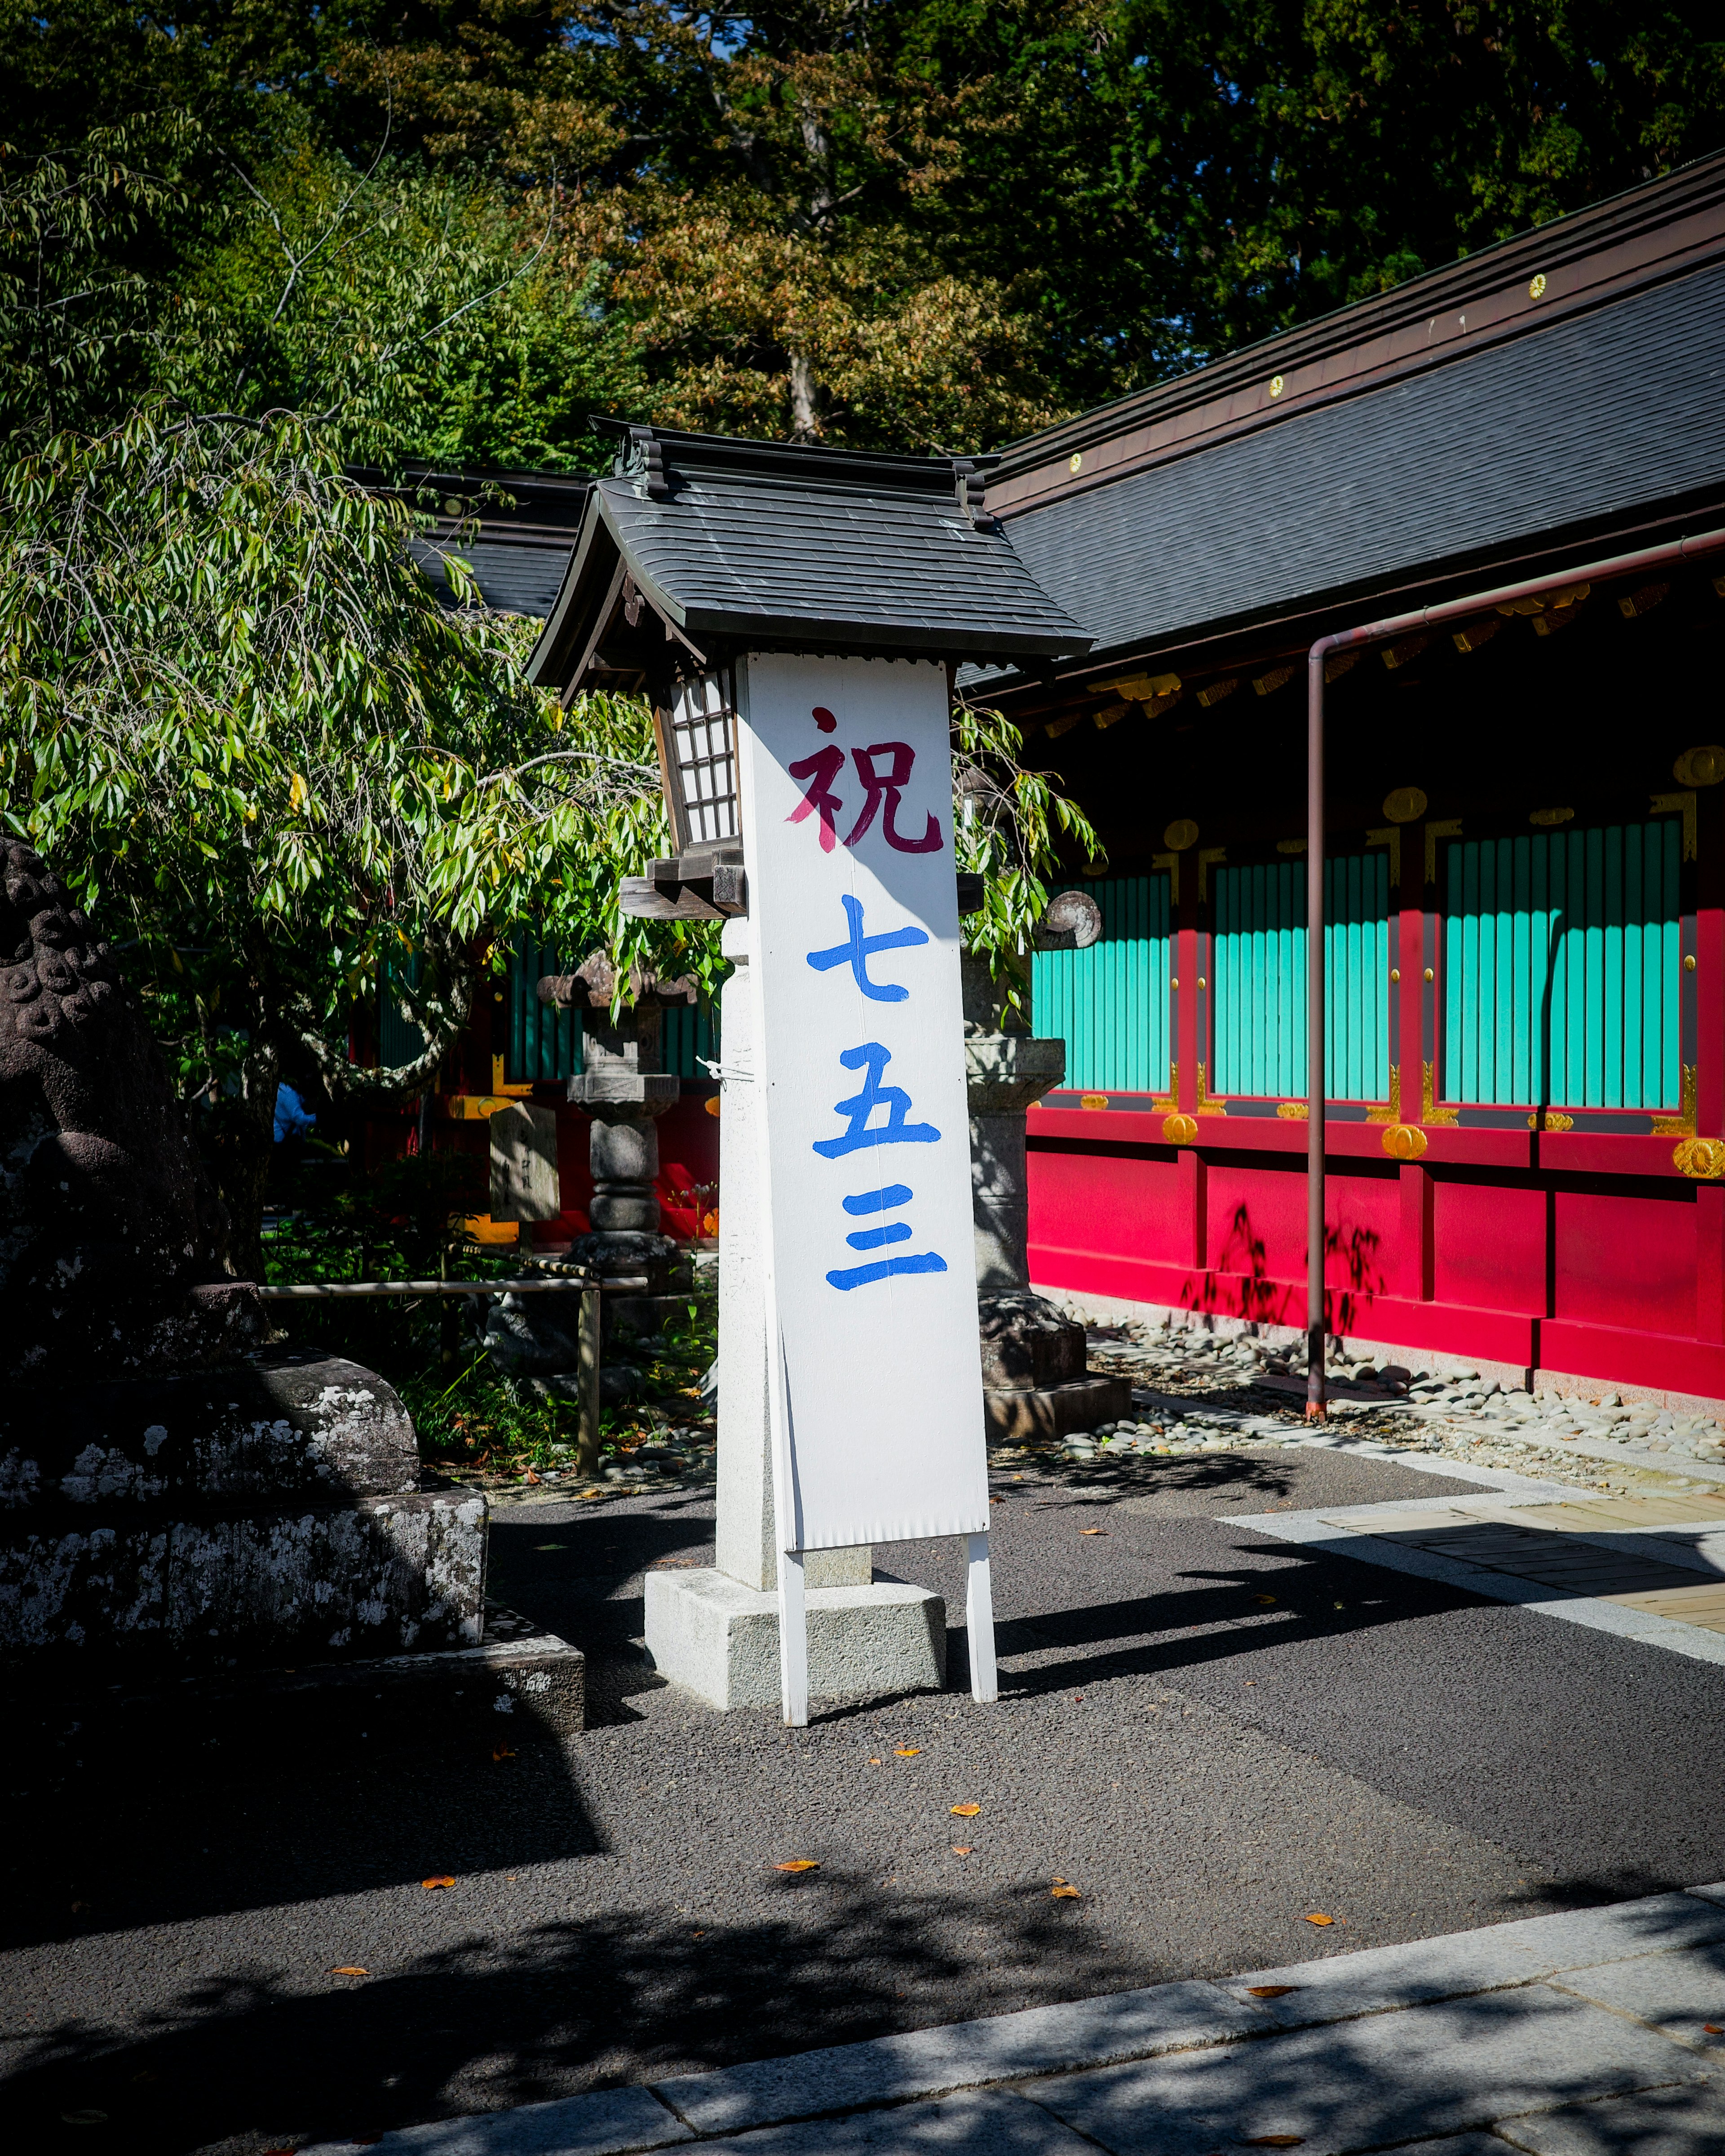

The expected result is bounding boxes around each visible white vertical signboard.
[735,652,996,1722]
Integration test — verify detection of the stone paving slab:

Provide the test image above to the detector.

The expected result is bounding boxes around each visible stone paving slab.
[303,2085,689,2156]
[1234,1498,1725,1667]
[1031,1984,1711,2155]
[714,2089,1097,2152]
[651,1982,1263,2134]
[1555,1938,1725,2054]
[1495,2078,1725,2154]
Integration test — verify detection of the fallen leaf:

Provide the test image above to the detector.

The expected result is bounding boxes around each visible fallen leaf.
[492,1744,516,1762]
[950,1803,982,1817]
[1303,1913,1334,1926]
[1246,1985,1298,1998]
[60,2112,108,2126]
[894,1746,920,1756]
[331,1966,370,1977]
[951,1846,973,1856]
[867,1757,882,1765]
[422,1876,456,1891]
[775,1859,820,1873]
[1243,2138,1305,2148]
[1706,2023,1725,2035]
[1254,1593,1278,1605]
[1051,1884,1082,1900]
[523,1469,541,1484]
[1080,1527,1109,1536]
[535,1542,566,1551]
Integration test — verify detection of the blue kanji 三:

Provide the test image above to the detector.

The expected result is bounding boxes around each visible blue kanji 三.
[812,1044,948,1290]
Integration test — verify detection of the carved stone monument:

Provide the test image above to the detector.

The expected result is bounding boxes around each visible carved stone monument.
[0,839,582,1739]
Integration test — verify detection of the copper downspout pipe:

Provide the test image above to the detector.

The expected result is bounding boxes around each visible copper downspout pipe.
[1303,523,1725,1420]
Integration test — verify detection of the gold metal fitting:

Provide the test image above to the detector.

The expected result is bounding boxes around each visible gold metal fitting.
[1673,1138,1725,1180]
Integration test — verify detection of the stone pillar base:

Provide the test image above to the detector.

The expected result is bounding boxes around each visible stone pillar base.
[984,1373,1132,1443]
[645,1568,946,1709]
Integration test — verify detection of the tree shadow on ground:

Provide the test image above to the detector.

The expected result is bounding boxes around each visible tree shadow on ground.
[2,1868,1139,2156]
[951,1540,1467,1698]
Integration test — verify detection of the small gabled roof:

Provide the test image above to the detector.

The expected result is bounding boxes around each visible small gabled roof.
[525,424,1091,697]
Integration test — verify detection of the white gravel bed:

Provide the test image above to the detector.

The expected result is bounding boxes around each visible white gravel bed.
[1063,1323,1725,1499]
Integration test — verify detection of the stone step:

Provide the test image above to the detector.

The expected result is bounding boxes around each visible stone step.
[12,1599,584,1764]
[984,1373,1132,1442]
[0,1351,417,1511]
[1,1489,487,1673]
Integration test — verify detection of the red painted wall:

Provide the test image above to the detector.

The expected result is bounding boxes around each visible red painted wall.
[1026,1111,1722,1395]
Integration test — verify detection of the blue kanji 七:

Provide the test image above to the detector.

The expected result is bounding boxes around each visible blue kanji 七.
[805,894,929,1003]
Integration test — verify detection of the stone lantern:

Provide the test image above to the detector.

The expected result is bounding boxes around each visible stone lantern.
[535,951,697,1348]
[964,896,1132,1442]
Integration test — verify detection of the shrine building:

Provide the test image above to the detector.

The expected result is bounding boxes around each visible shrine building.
[974,147,1725,1401]
[372,146,1725,1407]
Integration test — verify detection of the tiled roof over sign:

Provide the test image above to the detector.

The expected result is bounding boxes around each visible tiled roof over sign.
[997,259,1725,667]
[528,427,1091,691]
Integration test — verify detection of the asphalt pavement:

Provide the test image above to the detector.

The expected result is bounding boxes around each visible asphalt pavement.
[7,1444,1725,2156]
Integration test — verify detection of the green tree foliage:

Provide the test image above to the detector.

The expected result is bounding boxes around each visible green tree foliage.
[6,1,1722,442]
[177,145,645,469]
[0,406,709,1269]
[309,1,1725,430]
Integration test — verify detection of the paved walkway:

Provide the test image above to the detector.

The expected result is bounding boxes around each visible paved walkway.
[304,1884,1725,2153]
[13,1441,1725,2153]
[1238,1447,1725,1666]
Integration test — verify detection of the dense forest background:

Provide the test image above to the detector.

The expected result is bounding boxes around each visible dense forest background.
[3,2,1722,1282]
[6,1,1725,464]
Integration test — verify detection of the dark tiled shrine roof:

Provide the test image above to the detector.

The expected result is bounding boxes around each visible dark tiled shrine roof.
[528,428,1090,688]
[409,531,583,618]
[994,258,1725,670]
[349,465,594,617]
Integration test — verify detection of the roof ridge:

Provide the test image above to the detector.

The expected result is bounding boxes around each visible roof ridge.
[995,145,1725,478]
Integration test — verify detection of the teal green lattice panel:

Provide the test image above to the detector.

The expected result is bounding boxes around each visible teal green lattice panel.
[662,1000,720,1080]
[1443,820,1680,1109]
[1212,854,1390,1100]
[1031,876,1172,1093]
[505,932,583,1083]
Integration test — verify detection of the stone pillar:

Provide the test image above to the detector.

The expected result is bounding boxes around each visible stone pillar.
[540,958,693,1365]
[963,953,1131,1442]
[644,915,947,1709]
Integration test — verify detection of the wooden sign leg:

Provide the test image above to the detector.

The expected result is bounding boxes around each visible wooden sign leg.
[965,1531,998,1703]
[778,1546,809,1727]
